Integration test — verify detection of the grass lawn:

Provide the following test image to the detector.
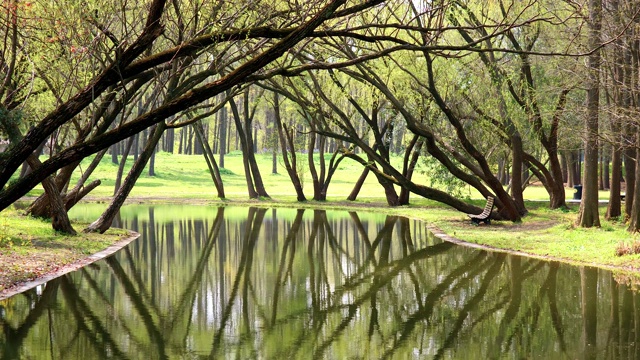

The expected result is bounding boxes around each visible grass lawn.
[22,150,606,201]
[2,150,640,292]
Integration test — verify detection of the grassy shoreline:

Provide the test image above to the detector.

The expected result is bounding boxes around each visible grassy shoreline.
[0,209,129,294]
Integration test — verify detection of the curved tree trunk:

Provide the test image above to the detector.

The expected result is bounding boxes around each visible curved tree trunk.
[28,155,76,234]
[246,139,269,197]
[273,93,306,201]
[547,154,568,210]
[243,92,269,198]
[398,137,423,205]
[0,113,76,234]
[28,149,108,217]
[114,136,135,194]
[63,179,101,210]
[308,131,324,201]
[369,162,399,206]
[343,153,489,216]
[194,121,225,198]
[229,93,268,199]
[347,168,369,201]
[85,122,165,233]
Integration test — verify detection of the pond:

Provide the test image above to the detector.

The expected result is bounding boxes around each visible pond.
[0,204,638,359]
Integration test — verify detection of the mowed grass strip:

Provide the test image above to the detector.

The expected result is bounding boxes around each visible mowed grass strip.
[20,150,614,201]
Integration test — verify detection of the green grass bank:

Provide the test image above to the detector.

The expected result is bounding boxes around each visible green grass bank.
[0,209,128,293]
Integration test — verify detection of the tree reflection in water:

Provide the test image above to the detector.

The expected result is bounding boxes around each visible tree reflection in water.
[1,206,640,359]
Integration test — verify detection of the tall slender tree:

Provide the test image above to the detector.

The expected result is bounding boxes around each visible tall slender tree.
[578,0,603,227]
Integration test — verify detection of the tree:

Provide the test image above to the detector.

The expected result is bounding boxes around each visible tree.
[228,88,270,199]
[272,91,306,201]
[578,0,603,228]
[448,1,576,211]
[604,0,626,220]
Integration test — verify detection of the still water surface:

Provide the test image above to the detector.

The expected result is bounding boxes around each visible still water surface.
[1,204,638,359]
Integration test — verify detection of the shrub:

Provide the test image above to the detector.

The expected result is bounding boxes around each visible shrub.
[616,240,640,257]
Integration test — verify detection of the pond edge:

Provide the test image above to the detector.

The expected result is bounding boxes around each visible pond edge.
[425,223,640,275]
[0,230,140,300]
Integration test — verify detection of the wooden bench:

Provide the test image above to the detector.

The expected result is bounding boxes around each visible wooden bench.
[468,196,494,225]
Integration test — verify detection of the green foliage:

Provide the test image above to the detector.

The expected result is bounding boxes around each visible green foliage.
[0,108,23,139]
[420,155,469,198]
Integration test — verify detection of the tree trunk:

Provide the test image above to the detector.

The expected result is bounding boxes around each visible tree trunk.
[111,144,119,165]
[253,122,258,153]
[608,15,624,220]
[194,121,225,198]
[347,168,369,201]
[218,103,227,169]
[624,134,636,217]
[567,152,575,188]
[28,149,107,217]
[63,179,101,211]
[607,143,622,219]
[598,151,603,190]
[272,147,277,174]
[532,145,569,210]
[577,151,583,185]
[0,113,76,234]
[265,105,277,175]
[85,123,166,233]
[628,145,640,231]
[510,134,527,214]
[229,95,259,198]
[164,127,175,153]
[498,156,507,185]
[577,0,602,228]
[308,131,325,201]
[148,141,157,176]
[133,132,140,161]
[273,93,306,201]
[242,91,270,197]
[114,135,135,194]
[560,152,568,184]
[28,155,76,234]
[398,137,423,205]
[603,152,610,190]
[379,173,400,205]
